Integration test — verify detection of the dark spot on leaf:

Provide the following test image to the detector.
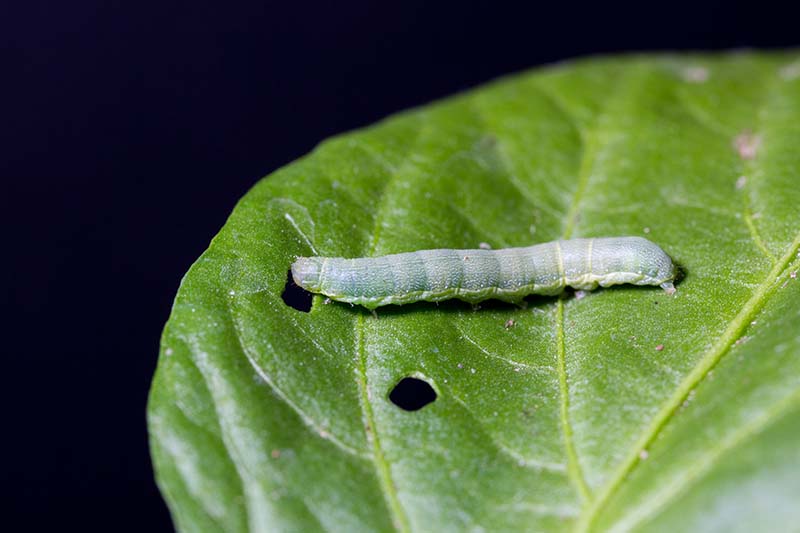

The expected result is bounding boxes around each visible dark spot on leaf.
[673,263,688,284]
[389,377,436,411]
[282,269,312,312]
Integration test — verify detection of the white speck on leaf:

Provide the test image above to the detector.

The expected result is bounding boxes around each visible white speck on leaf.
[735,336,749,346]
[682,389,697,408]
[780,60,800,80]
[682,65,709,83]
[734,131,761,160]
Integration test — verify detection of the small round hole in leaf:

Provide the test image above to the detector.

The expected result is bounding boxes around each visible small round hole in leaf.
[282,269,312,312]
[389,377,436,411]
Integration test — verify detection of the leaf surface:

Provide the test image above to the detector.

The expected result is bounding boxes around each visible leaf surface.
[148,52,800,532]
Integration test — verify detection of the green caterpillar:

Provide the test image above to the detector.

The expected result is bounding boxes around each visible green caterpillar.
[291,236,677,309]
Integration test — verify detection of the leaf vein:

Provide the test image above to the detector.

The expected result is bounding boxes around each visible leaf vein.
[578,231,800,532]
[449,393,568,473]
[609,388,800,532]
[459,331,556,373]
[226,303,367,459]
[551,65,644,506]
[350,119,432,533]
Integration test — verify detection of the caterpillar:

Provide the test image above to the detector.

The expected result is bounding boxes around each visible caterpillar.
[291,236,677,309]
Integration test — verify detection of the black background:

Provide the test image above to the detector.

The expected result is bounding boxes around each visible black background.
[4,1,796,530]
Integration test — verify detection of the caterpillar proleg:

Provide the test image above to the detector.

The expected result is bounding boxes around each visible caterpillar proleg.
[291,236,677,309]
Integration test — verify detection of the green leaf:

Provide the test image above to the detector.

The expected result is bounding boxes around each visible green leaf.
[148,52,800,532]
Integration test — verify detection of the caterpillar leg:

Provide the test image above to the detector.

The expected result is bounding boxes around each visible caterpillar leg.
[660,282,676,295]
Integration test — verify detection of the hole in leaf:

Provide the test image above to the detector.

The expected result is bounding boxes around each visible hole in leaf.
[389,377,436,411]
[282,269,312,312]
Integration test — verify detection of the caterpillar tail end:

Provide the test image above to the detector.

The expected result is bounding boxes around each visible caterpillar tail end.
[660,281,676,295]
